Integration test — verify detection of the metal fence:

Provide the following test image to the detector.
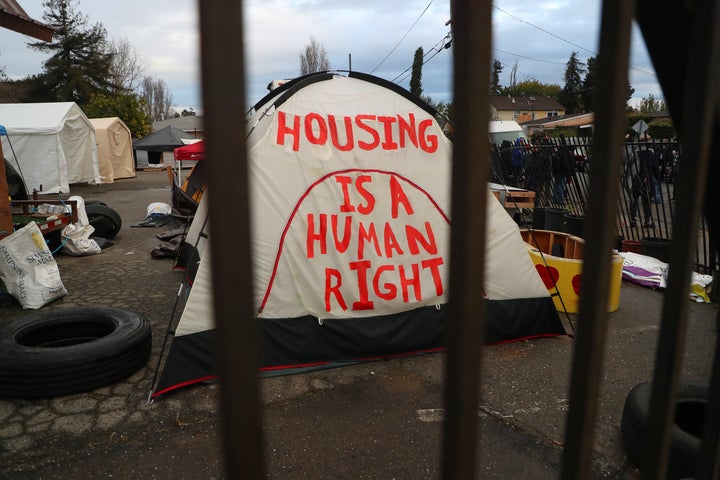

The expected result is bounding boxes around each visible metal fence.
[491,137,717,273]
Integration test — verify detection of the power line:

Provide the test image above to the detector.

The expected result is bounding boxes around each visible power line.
[369,0,434,74]
[493,5,657,78]
[493,5,596,56]
[390,32,451,84]
[494,48,567,66]
[394,43,448,84]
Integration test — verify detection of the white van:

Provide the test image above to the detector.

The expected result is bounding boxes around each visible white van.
[489,120,527,145]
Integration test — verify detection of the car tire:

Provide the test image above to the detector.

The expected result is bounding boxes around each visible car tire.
[0,307,151,398]
[85,203,122,238]
[621,381,706,479]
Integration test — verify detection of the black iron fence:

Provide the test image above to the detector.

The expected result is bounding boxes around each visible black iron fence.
[491,137,717,273]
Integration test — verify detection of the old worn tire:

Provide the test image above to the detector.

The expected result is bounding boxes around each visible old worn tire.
[86,203,122,238]
[0,307,151,398]
[621,381,706,479]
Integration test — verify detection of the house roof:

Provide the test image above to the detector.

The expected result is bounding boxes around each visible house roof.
[133,125,196,151]
[0,0,53,41]
[152,115,203,133]
[519,112,594,127]
[490,95,565,112]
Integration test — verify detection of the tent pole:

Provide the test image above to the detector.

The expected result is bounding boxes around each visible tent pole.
[0,142,15,239]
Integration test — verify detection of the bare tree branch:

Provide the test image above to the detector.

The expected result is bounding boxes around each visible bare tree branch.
[299,37,330,75]
[141,76,173,121]
[108,37,145,93]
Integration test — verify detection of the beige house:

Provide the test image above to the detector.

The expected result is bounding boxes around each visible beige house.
[489,95,565,122]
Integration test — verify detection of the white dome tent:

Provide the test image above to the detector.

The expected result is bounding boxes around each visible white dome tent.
[151,72,566,398]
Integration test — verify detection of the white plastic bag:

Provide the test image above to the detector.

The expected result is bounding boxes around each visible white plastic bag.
[146,202,172,217]
[61,223,101,256]
[0,222,67,309]
[68,195,90,226]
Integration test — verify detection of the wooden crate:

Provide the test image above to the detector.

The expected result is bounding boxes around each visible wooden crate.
[491,189,535,209]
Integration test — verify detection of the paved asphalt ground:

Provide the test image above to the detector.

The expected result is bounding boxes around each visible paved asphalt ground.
[0,170,717,479]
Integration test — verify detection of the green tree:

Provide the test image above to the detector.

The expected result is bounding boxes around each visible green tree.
[581,56,597,113]
[409,47,423,97]
[500,79,561,98]
[490,59,503,94]
[582,56,635,112]
[647,119,675,139]
[639,93,666,113]
[24,0,115,105]
[558,51,586,113]
[84,93,152,138]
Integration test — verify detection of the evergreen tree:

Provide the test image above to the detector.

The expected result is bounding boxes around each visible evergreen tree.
[581,55,635,112]
[24,0,115,105]
[409,47,423,97]
[558,51,586,113]
[581,56,597,113]
[490,59,503,94]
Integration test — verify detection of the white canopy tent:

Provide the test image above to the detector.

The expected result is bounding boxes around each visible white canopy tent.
[0,102,102,194]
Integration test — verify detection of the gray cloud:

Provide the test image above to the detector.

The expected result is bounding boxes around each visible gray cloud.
[0,0,659,112]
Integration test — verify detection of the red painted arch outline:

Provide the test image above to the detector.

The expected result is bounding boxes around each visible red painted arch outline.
[257,168,450,314]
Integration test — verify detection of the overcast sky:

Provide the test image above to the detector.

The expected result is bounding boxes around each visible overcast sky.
[0,0,661,112]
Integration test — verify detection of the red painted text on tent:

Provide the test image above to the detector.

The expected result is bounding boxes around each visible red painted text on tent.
[305,173,446,313]
[275,111,439,153]
[259,170,450,318]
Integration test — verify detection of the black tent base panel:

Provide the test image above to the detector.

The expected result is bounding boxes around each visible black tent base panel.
[152,297,565,398]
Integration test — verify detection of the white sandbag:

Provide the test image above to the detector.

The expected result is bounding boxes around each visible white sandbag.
[0,222,67,309]
[61,223,101,256]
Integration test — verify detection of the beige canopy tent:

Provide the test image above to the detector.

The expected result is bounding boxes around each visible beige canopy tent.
[89,117,135,182]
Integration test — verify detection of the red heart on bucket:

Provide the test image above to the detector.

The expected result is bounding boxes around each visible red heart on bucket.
[571,274,582,295]
[535,264,560,290]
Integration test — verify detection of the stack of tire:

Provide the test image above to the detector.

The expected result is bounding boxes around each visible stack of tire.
[0,307,151,398]
[84,200,122,240]
[621,381,708,479]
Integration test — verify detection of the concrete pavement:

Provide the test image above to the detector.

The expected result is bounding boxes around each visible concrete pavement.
[0,170,716,479]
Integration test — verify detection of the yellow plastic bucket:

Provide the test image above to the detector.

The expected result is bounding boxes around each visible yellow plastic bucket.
[521,230,623,314]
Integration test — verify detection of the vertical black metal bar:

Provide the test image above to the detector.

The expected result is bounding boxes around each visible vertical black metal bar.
[199,2,264,479]
[641,0,718,477]
[442,0,491,479]
[697,308,720,479]
[560,1,634,478]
